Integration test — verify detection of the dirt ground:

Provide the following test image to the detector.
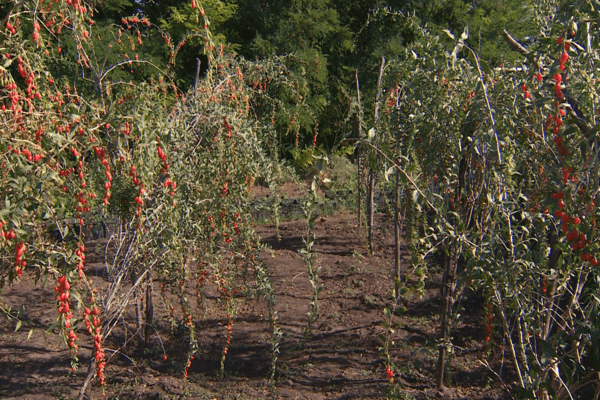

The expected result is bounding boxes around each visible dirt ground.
[0,190,514,399]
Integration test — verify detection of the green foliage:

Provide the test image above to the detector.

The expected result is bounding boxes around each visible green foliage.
[0,0,304,387]
[323,153,356,192]
[362,1,600,396]
[299,176,322,337]
[5,0,600,396]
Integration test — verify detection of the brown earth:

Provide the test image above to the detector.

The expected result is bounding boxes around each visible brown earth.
[0,188,514,400]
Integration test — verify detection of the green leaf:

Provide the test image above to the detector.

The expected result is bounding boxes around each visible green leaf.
[383,307,392,319]
[442,29,455,40]
[367,127,376,142]
[395,306,407,314]
[15,320,22,332]
[384,166,395,182]
[412,190,419,203]
[479,59,492,75]
[460,26,469,41]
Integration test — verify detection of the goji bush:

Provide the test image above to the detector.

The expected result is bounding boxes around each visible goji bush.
[365,3,600,398]
[1,0,303,394]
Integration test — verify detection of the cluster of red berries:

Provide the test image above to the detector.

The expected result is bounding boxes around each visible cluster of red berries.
[541,276,547,295]
[93,145,112,205]
[14,242,26,278]
[4,82,21,115]
[71,146,94,215]
[557,37,570,65]
[120,121,131,135]
[15,147,43,163]
[184,355,194,378]
[249,80,268,92]
[157,144,169,173]
[221,181,228,197]
[547,109,568,157]
[164,179,176,196]
[74,189,92,213]
[83,300,105,385]
[55,276,78,353]
[120,16,151,28]
[547,35,598,267]
[55,276,72,323]
[5,20,17,35]
[32,22,41,45]
[0,221,16,241]
[94,333,106,385]
[75,243,85,278]
[134,186,147,217]
[553,205,597,264]
[82,305,101,335]
[386,365,394,382]
[385,85,400,109]
[223,117,232,137]
[225,319,233,348]
[128,165,140,186]
[521,84,531,100]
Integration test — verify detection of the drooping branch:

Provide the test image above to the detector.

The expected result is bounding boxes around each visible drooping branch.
[502,29,530,54]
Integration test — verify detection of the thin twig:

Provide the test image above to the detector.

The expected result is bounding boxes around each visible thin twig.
[462,44,502,164]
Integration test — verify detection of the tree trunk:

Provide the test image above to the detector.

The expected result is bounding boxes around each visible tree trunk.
[437,246,459,389]
[77,358,97,400]
[394,171,402,295]
[144,276,154,346]
[194,58,201,90]
[367,57,386,255]
[355,69,362,228]
[134,276,144,350]
[368,170,375,254]
[357,146,362,226]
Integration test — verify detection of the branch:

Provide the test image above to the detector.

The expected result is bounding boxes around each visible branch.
[77,358,97,400]
[1,5,16,34]
[463,44,502,164]
[361,141,436,211]
[502,29,530,54]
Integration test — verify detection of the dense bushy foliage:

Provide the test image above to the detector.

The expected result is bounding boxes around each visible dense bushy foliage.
[370,2,600,398]
[3,0,600,398]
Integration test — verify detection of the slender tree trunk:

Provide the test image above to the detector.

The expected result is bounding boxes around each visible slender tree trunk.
[194,58,201,90]
[77,358,97,400]
[394,171,402,295]
[367,57,386,255]
[144,276,154,346]
[542,230,560,340]
[368,171,375,254]
[357,146,362,226]
[355,69,362,228]
[135,286,143,332]
[437,246,459,389]
[134,273,144,350]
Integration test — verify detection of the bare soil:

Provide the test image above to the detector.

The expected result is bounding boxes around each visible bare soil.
[0,187,514,400]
